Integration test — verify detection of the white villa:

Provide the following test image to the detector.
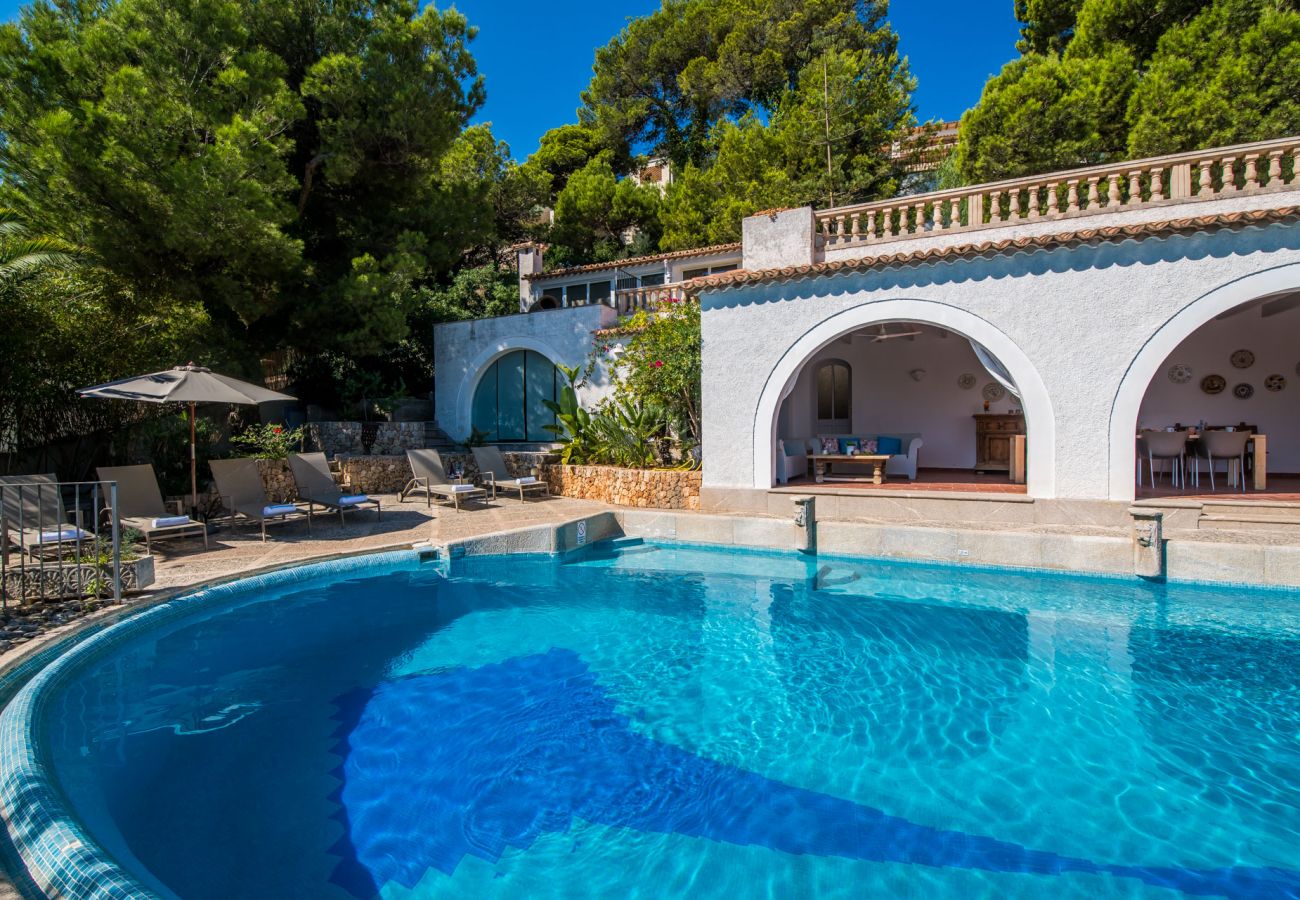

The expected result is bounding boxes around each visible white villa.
[435,135,1300,577]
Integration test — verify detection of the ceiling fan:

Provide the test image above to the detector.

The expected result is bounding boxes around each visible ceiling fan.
[862,324,922,342]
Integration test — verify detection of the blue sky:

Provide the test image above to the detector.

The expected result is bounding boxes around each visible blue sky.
[0,0,1021,160]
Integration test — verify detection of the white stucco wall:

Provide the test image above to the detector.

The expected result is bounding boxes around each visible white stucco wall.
[434,305,619,443]
[700,220,1300,501]
[778,331,1002,469]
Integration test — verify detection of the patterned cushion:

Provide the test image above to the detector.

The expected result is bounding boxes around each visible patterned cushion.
[819,436,838,454]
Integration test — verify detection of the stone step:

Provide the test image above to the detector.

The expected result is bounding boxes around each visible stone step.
[422,421,456,449]
[1198,513,1300,535]
[1200,499,1300,515]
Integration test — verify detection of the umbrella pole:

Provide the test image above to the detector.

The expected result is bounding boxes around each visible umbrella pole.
[189,401,198,516]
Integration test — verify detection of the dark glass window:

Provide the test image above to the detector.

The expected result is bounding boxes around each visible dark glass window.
[471,350,560,441]
[816,360,851,422]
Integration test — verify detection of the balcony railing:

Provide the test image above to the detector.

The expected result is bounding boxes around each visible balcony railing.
[816,136,1300,251]
[612,284,687,314]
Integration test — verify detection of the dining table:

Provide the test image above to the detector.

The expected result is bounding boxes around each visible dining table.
[1138,430,1267,490]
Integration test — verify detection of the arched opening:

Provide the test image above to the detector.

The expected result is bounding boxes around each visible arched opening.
[471,349,560,442]
[759,302,1052,496]
[1121,287,1300,500]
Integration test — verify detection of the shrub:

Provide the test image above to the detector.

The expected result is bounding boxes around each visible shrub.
[229,423,303,460]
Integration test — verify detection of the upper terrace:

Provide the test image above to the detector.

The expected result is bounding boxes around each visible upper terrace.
[738,135,1300,279]
[517,136,1300,317]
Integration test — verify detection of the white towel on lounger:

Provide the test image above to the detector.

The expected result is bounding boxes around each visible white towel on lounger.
[151,515,191,528]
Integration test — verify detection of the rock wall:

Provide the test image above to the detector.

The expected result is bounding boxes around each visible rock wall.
[306,421,425,457]
[336,451,559,495]
[255,459,297,503]
[543,465,701,510]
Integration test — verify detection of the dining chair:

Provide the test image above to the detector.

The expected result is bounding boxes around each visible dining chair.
[1137,431,1189,490]
[1190,430,1251,491]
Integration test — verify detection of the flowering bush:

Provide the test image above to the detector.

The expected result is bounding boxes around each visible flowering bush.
[229,423,304,459]
[616,301,701,450]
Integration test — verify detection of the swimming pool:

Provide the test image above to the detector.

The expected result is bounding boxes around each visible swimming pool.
[5,540,1299,898]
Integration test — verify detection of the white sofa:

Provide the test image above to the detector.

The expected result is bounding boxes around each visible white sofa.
[792,433,924,481]
[776,439,808,484]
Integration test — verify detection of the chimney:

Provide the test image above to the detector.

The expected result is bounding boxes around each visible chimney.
[517,244,544,312]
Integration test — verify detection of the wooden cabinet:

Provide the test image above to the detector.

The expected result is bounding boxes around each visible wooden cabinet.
[974,414,1025,474]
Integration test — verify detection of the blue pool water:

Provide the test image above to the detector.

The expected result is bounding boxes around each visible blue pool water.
[28,542,1300,898]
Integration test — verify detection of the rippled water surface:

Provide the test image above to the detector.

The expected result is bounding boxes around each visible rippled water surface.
[41,542,1300,898]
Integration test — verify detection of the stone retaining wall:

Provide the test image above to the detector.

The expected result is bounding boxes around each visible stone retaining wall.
[335,452,559,495]
[306,421,424,457]
[543,464,701,510]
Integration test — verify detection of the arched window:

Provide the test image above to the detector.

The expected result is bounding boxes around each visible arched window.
[816,360,851,424]
[471,350,559,442]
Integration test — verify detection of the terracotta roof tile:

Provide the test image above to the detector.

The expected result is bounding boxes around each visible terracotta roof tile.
[685,207,1300,293]
[527,242,742,281]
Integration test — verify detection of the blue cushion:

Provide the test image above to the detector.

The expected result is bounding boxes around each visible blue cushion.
[877,435,903,455]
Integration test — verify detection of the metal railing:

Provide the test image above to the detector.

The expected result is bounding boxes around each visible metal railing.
[0,479,121,609]
[816,135,1300,250]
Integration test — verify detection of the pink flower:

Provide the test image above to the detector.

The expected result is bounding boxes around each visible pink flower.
[272,425,283,434]
[652,360,664,368]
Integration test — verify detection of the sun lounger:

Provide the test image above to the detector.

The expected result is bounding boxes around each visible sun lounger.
[400,449,487,511]
[97,464,208,551]
[288,453,381,523]
[209,458,311,542]
[471,446,550,502]
[0,474,95,559]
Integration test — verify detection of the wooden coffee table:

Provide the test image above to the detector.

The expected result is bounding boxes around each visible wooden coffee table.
[809,454,892,485]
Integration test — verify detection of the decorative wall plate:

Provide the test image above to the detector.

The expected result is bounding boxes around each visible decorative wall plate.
[957,373,977,390]
[1167,363,1192,384]
[1201,374,1226,395]
[982,382,1006,402]
[1233,383,1254,399]
[1230,349,1255,369]
[1265,374,1287,392]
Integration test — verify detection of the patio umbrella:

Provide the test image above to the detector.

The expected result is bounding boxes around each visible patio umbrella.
[78,363,295,512]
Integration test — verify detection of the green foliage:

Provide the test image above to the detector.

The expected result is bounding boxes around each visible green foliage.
[1015,0,1086,54]
[527,124,602,201]
[542,365,595,465]
[544,364,669,468]
[957,0,1299,182]
[229,422,303,459]
[1126,0,1300,156]
[545,153,663,267]
[125,412,220,498]
[0,0,488,359]
[606,300,703,451]
[579,0,901,169]
[954,49,1138,182]
[536,0,915,262]
[588,396,668,468]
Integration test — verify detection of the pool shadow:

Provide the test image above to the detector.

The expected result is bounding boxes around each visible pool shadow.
[324,648,1300,898]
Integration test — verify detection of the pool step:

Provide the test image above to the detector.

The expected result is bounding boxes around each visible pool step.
[1198,501,1300,536]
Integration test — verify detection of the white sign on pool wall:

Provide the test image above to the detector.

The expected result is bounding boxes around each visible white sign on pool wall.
[577,520,587,546]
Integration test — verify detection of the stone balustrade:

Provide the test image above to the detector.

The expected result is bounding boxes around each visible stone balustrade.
[613,283,687,314]
[543,464,702,510]
[816,136,1300,250]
